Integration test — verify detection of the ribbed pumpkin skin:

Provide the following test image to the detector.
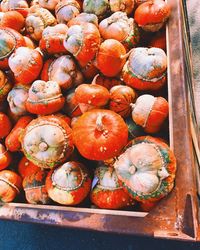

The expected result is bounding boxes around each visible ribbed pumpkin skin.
[73,109,128,160]
[45,161,91,205]
[0,11,25,31]
[134,0,170,32]
[0,143,12,170]
[5,116,33,152]
[0,70,12,103]
[114,136,176,203]
[23,170,50,204]
[0,27,25,69]
[0,170,22,202]
[0,112,12,139]
[96,39,126,77]
[18,156,40,179]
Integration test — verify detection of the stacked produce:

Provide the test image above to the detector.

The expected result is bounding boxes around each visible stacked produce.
[0,0,176,211]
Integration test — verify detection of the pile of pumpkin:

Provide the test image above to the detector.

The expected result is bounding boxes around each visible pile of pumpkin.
[0,0,176,211]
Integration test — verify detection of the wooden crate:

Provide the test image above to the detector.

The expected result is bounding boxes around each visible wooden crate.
[0,0,200,241]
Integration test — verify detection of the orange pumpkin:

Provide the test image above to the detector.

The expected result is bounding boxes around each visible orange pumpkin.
[63,22,101,68]
[5,116,33,152]
[8,47,43,84]
[26,80,65,115]
[73,109,128,160]
[122,47,167,91]
[41,55,83,90]
[0,11,24,32]
[55,0,81,24]
[134,0,170,32]
[55,113,71,127]
[109,85,137,118]
[0,112,12,138]
[74,75,110,113]
[39,24,68,55]
[109,0,134,15]
[21,115,74,169]
[38,0,59,10]
[0,27,25,69]
[25,6,57,41]
[91,165,134,209]
[135,0,147,7]
[1,0,29,17]
[18,156,40,178]
[0,170,22,202]
[23,170,50,204]
[131,94,169,133]
[0,143,12,170]
[7,84,29,116]
[67,13,98,27]
[114,136,176,203]
[95,39,127,77]
[23,36,36,49]
[0,69,12,104]
[63,88,82,117]
[99,12,140,50]
[95,74,123,90]
[46,161,91,205]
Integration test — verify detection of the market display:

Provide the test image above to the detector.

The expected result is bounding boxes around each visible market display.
[0,0,176,211]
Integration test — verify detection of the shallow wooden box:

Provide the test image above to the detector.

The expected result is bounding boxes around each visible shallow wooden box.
[1,0,200,241]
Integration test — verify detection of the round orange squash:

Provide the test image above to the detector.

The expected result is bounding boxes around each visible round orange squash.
[73,109,128,160]
[0,112,12,138]
[0,143,12,170]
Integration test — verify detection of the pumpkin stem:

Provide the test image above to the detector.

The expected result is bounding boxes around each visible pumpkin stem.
[91,74,99,85]
[120,48,134,60]
[130,103,136,109]
[96,114,104,131]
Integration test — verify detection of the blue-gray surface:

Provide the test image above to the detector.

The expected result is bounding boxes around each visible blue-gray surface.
[1,1,200,249]
[0,220,200,250]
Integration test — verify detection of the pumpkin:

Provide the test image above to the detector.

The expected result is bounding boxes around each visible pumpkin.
[95,74,123,90]
[109,85,137,118]
[135,0,147,7]
[63,88,82,117]
[0,27,25,69]
[134,0,170,32]
[67,13,98,27]
[74,75,110,113]
[23,36,36,49]
[7,84,29,116]
[1,0,29,17]
[122,47,167,91]
[26,80,65,115]
[0,112,12,138]
[80,61,99,80]
[0,70,12,104]
[8,47,43,84]
[109,0,134,15]
[63,23,101,68]
[25,6,57,41]
[114,136,176,203]
[5,115,33,152]
[55,0,81,24]
[83,0,110,19]
[131,94,169,133]
[0,170,22,202]
[95,39,127,77]
[18,156,40,178]
[23,170,50,204]
[149,29,166,51]
[73,109,128,160]
[21,115,74,169]
[91,165,134,209]
[41,55,83,91]
[39,24,68,55]
[99,12,140,50]
[0,11,24,32]
[46,161,91,205]
[38,0,59,10]
[55,113,71,127]
[0,143,12,170]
